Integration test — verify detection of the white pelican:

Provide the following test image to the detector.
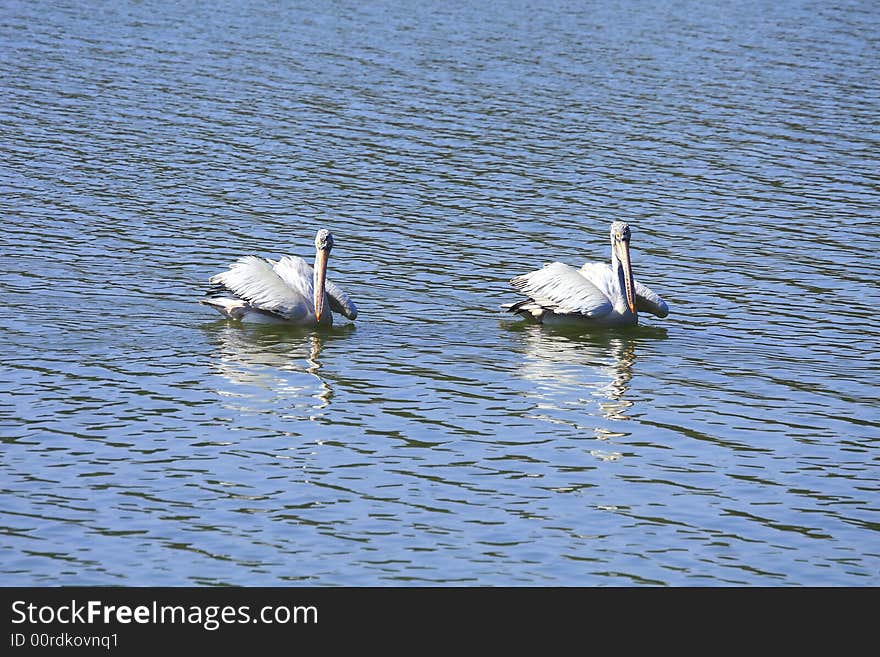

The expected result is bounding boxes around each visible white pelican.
[201,229,358,327]
[504,221,668,327]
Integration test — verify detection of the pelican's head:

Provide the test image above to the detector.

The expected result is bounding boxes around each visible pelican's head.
[315,229,334,252]
[313,229,334,323]
[609,221,631,244]
[609,221,636,315]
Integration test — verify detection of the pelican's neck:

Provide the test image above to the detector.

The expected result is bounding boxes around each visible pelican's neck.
[609,244,624,310]
[609,243,634,316]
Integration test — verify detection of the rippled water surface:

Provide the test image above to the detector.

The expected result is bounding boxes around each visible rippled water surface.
[2,0,878,585]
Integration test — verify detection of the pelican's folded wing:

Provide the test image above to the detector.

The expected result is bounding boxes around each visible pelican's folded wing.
[326,280,358,320]
[635,280,669,318]
[209,256,308,320]
[511,262,613,317]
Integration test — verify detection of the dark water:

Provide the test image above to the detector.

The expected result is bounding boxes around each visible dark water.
[1,0,878,585]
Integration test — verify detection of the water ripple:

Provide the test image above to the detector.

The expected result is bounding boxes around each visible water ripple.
[1,0,878,585]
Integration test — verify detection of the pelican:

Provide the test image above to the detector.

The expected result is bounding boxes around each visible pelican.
[503,221,668,327]
[201,229,358,327]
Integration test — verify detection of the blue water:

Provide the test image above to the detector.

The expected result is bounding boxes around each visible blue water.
[1,0,878,585]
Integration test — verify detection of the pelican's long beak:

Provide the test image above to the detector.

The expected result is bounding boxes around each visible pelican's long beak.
[616,239,637,315]
[313,247,329,323]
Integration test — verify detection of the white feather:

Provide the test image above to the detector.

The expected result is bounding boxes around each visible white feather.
[208,256,309,321]
[511,262,613,317]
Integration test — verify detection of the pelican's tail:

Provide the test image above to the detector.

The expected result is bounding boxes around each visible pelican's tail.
[501,299,545,322]
[200,297,250,320]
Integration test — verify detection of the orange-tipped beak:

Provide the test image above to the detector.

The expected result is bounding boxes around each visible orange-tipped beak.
[313,248,329,323]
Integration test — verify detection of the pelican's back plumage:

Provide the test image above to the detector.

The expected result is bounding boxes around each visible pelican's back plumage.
[504,222,668,327]
[201,229,357,327]
[509,262,613,319]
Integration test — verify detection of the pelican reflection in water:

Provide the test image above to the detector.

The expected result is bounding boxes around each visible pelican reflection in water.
[205,325,339,421]
[511,325,665,460]
[504,221,668,328]
[202,229,358,328]
[515,327,638,425]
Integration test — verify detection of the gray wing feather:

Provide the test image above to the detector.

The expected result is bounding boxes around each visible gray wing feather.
[326,280,358,320]
[635,281,669,318]
[209,256,308,320]
[511,262,613,317]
